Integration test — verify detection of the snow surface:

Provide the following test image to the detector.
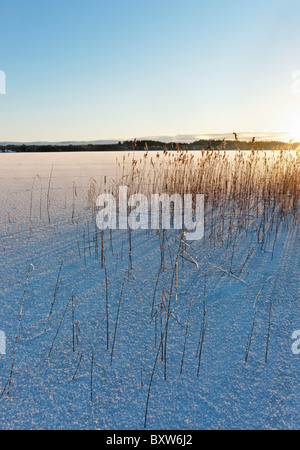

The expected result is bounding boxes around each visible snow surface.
[0,152,299,430]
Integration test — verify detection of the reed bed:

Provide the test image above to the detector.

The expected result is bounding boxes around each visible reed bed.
[113,148,299,252]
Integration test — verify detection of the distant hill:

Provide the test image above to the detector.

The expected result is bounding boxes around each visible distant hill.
[0,139,119,146]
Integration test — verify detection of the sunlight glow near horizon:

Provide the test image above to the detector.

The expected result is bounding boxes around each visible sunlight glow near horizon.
[280,106,300,142]
[1,0,300,143]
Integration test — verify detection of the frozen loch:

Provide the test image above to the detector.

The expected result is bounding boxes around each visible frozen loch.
[0,150,299,430]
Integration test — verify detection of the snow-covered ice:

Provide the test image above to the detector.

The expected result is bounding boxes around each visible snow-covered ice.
[0,151,299,430]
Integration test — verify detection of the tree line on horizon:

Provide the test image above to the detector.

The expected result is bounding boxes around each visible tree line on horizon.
[0,139,298,153]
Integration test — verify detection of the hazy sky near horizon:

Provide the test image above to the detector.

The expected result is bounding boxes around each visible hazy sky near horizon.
[1,0,300,142]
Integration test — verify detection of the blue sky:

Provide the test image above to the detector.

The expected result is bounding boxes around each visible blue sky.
[1,0,300,142]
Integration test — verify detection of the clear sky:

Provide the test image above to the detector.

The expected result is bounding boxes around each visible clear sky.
[1,0,300,142]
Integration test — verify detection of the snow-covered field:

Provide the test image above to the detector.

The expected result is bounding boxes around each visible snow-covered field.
[0,151,299,430]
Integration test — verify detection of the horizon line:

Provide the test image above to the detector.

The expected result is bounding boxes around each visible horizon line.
[0,131,298,145]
